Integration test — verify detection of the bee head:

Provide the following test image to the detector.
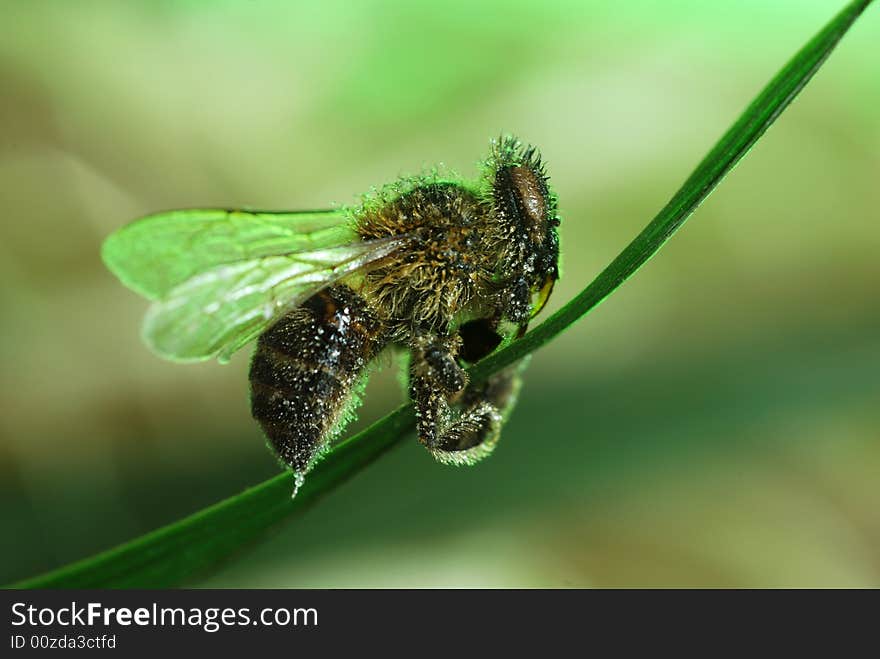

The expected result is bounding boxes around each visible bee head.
[482,136,561,336]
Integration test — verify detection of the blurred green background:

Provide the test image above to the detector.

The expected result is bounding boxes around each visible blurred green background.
[1,0,878,587]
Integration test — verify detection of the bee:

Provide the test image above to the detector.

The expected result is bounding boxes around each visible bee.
[102,136,560,493]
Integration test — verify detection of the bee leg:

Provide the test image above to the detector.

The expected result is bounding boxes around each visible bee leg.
[408,333,469,448]
[429,359,528,466]
[409,332,528,466]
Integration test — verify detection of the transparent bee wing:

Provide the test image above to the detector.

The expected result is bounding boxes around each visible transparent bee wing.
[102,208,410,363]
[101,209,356,300]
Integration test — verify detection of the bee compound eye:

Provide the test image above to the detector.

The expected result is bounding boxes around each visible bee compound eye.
[507,165,548,230]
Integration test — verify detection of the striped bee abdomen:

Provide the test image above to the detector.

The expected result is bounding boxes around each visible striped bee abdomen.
[249,285,388,474]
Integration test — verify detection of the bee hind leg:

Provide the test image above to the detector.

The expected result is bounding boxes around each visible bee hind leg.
[409,333,527,465]
[433,360,528,465]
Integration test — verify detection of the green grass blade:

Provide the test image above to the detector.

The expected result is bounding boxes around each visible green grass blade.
[10,0,874,589]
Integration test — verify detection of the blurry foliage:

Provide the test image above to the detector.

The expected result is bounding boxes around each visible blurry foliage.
[1,0,878,587]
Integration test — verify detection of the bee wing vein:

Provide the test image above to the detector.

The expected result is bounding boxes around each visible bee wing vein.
[142,233,411,363]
